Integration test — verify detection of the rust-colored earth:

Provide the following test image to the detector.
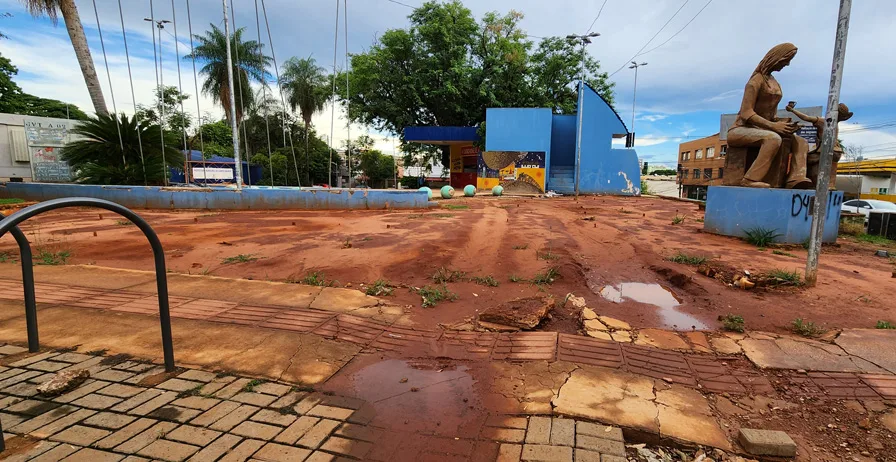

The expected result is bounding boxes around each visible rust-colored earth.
[1,195,893,334]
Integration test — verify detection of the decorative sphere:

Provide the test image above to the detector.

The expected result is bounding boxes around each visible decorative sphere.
[440,185,455,199]
[418,186,432,199]
[463,185,476,197]
[492,185,504,196]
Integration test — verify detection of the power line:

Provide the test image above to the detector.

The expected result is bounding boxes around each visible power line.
[384,0,416,8]
[638,0,714,57]
[586,0,609,34]
[608,0,691,77]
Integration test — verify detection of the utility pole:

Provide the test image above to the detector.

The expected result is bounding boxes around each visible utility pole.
[805,0,852,286]
[145,13,172,186]
[566,32,599,199]
[221,0,243,189]
[628,61,647,149]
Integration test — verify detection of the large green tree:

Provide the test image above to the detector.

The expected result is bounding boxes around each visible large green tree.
[358,149,396,188]
[280,56,329,184]
[339,0,614,169]
[20,0,107,115]
[135,85,192,145]
[185,24,272,124]
[0,52,87,119]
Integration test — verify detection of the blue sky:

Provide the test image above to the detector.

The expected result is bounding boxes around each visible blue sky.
[1,0,895,166]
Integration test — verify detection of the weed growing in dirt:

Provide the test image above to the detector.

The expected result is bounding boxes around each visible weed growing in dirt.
[509,274,524,283]
[772,250,796,257]
[442,204,469,210]
[300,271,330,287]
[839,221,865,236]
[802,238,811,250]
[537,251,560,261]
[695,218,705,223]
[342,238,353,249]
[0,198,24,205]
[513,244,529,250]
[671,215,686,225]
[222,254,259,264]
[532,267,559,285]
[792,318,825,338]
[471,275,499,287]
[115,220,134,226]
[757,247,767,252]
[177,385,207,399]
[366,279,394,296]
[743,227,782,247]
[857,234,893,246]
[667,252,707,266]
[719,314,745,333]
[417,284,457,308]
[765,269,803,286]
[35,249,70,265]
[242,379,265,393]
[432,267,466,283]
[876,320,896,329]
[0,251,15,263]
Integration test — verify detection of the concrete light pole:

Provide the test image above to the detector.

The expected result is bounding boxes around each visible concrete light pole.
[221,0,243,189]
[567,32,600,199]
[628,61,647,149]
[805,0,853,286]
[145,16,172,185]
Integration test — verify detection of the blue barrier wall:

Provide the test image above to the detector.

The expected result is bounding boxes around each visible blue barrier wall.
[576,83,641,195]
[485,108,554,178]
[550,115,577,167]
[704,186,843,243]
[0,183,431,210]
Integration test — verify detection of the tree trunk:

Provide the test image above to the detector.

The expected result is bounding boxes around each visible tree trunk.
[59,0,107,116]
[304,118,311,185]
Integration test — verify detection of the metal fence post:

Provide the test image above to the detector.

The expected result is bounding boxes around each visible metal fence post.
[0,212,38,352]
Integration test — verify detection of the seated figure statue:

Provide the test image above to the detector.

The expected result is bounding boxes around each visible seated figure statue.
[786,101,853,189]
[727,43,812,189]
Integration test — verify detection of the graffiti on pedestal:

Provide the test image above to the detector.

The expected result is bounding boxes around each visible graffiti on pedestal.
[791,191,844,221]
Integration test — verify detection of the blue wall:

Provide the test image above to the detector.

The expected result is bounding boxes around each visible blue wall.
[0,183,431,210]
[576,83,642,195]
[704,186,844,243]
[550,115,577,167]
[486,108,554,178]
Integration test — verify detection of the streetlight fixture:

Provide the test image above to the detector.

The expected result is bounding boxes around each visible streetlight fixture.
[145,17,173,185]
[628,61,647,150]
[567,31,600,199]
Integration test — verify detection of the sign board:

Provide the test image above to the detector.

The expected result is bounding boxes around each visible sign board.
[192,167,234,180]
[478,151,546,194]
[719,106,823,142]
[24,117,76,183]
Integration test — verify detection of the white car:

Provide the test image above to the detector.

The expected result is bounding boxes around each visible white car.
[841,199,896,217]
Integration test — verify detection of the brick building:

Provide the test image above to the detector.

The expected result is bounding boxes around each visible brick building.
[677,133,727,200]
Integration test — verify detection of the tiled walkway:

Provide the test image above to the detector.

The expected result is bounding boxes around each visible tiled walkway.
[0,346,627,461]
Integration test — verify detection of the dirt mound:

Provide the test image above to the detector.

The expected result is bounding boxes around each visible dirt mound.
[478,295,554,330]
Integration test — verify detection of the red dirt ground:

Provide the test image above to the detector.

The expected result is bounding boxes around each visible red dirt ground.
[1,196,893,334]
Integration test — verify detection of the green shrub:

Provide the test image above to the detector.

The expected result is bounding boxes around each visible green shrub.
[537,251,560,261]
[640,180,650,195]
[671,215,685,225]
[532,267,559,285]
[299,271,330,287]
[792,318,825,338]
[839,221,865,236]
[471,275,499,287]
[667,252,707,266]
[417,284,457,307]
[509,274,524,283]
[366,279,394,296]
[719,314,745,333]
[222,254,258,264]
[857,234,893,246]
[876,320,895,330]
[743,227,782,247]
[36,249,70,266]
[765,269,803,286]
[432,267,466,283]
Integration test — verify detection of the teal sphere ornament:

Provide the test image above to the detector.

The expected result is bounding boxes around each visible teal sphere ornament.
[440,185,455,199]
[463,185,476,197]
[492,185,504,196]
[419,186,432,199]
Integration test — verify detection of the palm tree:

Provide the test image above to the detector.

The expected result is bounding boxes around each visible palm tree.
[63,114,184,185]
[280,57,329,184]
[21,0,107,115]
[185,24,271,125]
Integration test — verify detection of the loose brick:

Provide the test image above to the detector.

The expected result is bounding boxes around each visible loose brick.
[231,421,283,440]
[218,438,265,462]
[177,370,218,382]
[98,383,144,398]
[525,416,551,445]
[251,409,297,427]
[190,401,241,427]
[83,412,136,430]
[575,422,624,442]
[138,439,200,460]
[167,425,223,446]
[498,444,523,462]
[30,408,96,438]
[95,418,157,449]
[49,424,111,445]
[158,378,203,392]
[273,415,319,445]
[307,404,353,421]
[550,418,575,446]
[253,442,312,461]
[209,405,259,432]
[320,435,373,459]
[738,428,797,457]
[521,444,573,461]
[296,418,340,449]
[71,393,122,410]
[185,433,241,462]
[576,435,625,456]
[114,421,179,454]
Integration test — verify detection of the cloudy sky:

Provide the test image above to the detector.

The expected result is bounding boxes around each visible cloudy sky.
[1,0,895,166]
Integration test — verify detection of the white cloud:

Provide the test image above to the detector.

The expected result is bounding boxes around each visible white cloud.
[638,114,668,122]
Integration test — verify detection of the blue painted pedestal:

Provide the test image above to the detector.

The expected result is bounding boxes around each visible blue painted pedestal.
[703,186,844,244]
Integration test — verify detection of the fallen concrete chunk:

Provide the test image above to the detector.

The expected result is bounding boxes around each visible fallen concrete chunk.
[738,428,797,457]
[37,369,90,396]
[478,296,554,330]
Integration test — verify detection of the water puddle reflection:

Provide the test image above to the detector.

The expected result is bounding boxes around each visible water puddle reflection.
[599,283,708,330]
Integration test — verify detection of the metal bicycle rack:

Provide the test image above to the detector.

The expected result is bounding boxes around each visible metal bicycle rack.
[0,198,177,453]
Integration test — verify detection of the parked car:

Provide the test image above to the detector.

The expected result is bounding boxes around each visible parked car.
[841,199,896,218]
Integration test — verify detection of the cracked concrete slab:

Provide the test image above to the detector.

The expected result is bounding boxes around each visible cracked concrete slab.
[480,361,579,415]
[310,288,382,312]
[835,329,896,374]
[740,337,886,372]
[655,385,731,449]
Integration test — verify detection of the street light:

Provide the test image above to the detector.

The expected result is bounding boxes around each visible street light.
[567,32,600,199]
[628,61,647,150]
[145,17,172,185]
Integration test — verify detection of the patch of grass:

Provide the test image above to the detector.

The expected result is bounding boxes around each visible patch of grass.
[0,251,16,264]
[839,221,865,236]
[743,227,782,247]
[291,385,315,393]
[366,279,394,296]
[764,269,803,286]
[792,318,825,338]
[857,234,893,246]
[537,251,560,261]
[757,247,767,252]
[35,249,70,265]
[695,218,705,223]
[442,204,469,210]
[513,244,529,250]
[299,271,330,287]
[532,267,560,285]
[417,284,457,308]
[177,385,205,399]
[719,314,745,333]
[509,274,524,283]
[242,379,265,393]
[221,254,258,264]
[0,198,24,205]
[772,250,796,257]
[671,215,686,225]
[115,220,134,226]
[471,275,499,287]
[432,267,466,283]
[876,320,896,330]
[667,252,707,266]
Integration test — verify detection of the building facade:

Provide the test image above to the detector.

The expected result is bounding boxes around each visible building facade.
[836,158,896,202]
[677,133,727,200]
[0,113,34,182]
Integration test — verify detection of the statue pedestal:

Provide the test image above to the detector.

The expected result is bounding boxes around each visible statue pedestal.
[723,143,791,188]
[703,186,844,244]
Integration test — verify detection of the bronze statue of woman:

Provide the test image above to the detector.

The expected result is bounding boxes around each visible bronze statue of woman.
[727,43,812,189]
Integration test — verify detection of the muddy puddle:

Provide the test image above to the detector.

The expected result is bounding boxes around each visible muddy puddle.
[599,283,709,330]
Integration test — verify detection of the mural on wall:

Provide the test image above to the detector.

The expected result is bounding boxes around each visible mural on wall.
[24,117,75,183]
[478,151,546,194]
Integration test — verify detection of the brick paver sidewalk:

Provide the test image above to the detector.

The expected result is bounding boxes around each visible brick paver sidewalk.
[1,346,627,461]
